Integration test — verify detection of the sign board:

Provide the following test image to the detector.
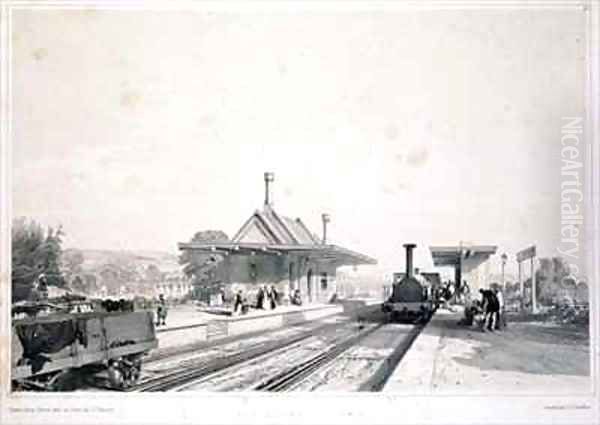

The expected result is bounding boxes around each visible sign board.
[516,245,536,262]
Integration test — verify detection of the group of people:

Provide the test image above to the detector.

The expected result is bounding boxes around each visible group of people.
[232,285,281,315]
[255,285,279,310]
[462,287,507,332]
[435,280,471,311]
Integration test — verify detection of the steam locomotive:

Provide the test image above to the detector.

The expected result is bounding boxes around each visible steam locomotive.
[382,244,435,322]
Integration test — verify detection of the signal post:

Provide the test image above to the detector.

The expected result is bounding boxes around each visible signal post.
[516,245,537,313]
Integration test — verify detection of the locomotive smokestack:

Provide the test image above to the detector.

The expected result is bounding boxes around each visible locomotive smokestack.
[403,243,417,278]
[321,213,330,244]
[264,172,274,207]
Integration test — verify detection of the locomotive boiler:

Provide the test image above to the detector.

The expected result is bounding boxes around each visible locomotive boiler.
[382,243,434,322]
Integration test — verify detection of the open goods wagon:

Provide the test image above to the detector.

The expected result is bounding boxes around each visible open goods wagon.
[11,301,158,391]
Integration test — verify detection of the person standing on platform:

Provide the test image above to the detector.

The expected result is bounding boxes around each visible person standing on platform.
[291,289,302,306]
[256,285,265,309]
[156,294,167,327]
[479,288,499,332]
[269,285,278,309]
[233,289,244,314]
[265,285,273,310]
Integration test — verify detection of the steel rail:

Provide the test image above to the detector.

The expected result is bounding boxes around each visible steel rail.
[126,317,370,392]
[252,323,384,392]
[144,317,345,366]
[128,330,318,392]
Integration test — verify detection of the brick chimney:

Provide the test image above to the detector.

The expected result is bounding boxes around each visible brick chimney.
[322,213,330,244]
[264,172,274,207]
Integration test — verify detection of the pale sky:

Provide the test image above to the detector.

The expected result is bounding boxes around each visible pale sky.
[11,7,588,277]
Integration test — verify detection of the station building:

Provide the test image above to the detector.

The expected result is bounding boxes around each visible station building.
[178,173,377,304]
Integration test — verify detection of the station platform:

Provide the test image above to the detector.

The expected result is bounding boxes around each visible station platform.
[383,307,591,395]
[153,299,381,354]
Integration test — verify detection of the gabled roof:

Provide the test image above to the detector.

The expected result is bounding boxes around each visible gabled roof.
[180,207,377,266]
[179,175,377,267]
[232,205,319,245]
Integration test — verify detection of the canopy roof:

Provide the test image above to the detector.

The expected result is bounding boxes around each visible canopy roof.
[178,242,377,266]
[430,245,497,267]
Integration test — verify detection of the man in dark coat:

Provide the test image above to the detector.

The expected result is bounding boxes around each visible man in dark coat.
[479,288,499,331]
[156,294,167,326]
[256,285,265,309]
[269,285,278,309]
[233,289,244,314]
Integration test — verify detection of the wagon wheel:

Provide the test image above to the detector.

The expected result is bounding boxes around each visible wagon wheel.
[107,362,125,389]
[108,356,143,389]
[48,368,82,391]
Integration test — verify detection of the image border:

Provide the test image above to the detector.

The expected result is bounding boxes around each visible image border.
[1,1,598,424]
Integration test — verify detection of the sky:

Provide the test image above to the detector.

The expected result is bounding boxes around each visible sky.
[11,6,589,278]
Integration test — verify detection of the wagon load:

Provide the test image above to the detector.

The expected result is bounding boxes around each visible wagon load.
[11,296,158,391]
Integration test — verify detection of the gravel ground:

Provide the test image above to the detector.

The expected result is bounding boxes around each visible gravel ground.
[294,323,416,391]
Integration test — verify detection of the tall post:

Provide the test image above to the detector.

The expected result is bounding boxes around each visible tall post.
[531,256,537,313]
[501,253,507,292]
[264,172,274,207]
[321,213,330,244]
[518,261,523,309]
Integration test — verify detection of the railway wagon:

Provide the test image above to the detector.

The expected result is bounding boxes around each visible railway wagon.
[382,243,434,322]
[11,303,158,391]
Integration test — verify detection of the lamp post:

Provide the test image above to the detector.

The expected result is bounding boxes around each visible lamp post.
[501,253,507,291]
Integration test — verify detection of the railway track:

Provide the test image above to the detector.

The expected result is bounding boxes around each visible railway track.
[128,329,319,391]
[144,308,374,366]
[252,322,384,392]
[126,314,381,392]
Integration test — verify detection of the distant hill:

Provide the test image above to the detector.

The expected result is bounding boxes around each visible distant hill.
[61,249,184,297]
[63,249,181,273]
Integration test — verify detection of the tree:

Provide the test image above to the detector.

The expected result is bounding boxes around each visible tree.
[61,249,85,283]
[12,217,66,302]
[70,275,85,293]
[145,264,163,282]
[575,281,589,303]
[179,230,229,289]
[82,274,99,293]
[529,257,571,305]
